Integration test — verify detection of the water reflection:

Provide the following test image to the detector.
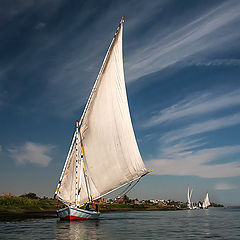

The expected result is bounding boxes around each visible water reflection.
[55,219,111,239]
[203,209,210,216]
[1,209,239,240]
[186,209,193,217]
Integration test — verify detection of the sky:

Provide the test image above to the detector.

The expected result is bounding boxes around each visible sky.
[0,0,240,206]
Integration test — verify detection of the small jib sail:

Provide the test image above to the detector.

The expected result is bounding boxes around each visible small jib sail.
[202,192,210,209]
[55,17,148,206]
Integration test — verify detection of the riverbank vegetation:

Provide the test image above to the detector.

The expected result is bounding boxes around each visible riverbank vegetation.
[99,203,186,211]
[0,193,65,220]
[0,192,223,220]
[0,196,58,212]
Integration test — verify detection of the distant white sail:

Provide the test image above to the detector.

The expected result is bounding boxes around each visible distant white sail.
[187,186,193,209]
[56,19,147,206]
[187,187,190,204]
[202,192,210,209]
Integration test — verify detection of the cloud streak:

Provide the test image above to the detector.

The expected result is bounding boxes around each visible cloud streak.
[126,0,240,81]
[34,22,46,30]
[186,59,240,68]
[215,183,238,190]
[162,113,240,143]
[144,87,240,179]
[145,89,240,128]
[8,141,54,167]
[147,145,240,178]
[1,0,240,117]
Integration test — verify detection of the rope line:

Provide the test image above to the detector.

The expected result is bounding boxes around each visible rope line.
[118,173,148,197]
[119,182,133,196]
[123,177,142,196]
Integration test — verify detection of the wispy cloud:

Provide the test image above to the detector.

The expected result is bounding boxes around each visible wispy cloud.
[0,145,2,152]
[0,0,64,23]
[8,142,54,167]
[215,183,238,190]
[34,22,46,30]
[162,113,240,143]
[147,145,240,178]
[144,87,240,178]
[1,0,240,118]
[185,59,240,68]
[1,0,240,121]
[40,0,169,117]
[144,89,240,128]
[126,1,240,81]
[159,138,207,158]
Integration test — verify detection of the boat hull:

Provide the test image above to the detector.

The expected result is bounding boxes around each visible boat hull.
[57,207,100,220]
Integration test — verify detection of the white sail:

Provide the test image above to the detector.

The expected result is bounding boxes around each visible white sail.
[56,18,148,206]
[57,141,77,204]
[187,187,190,204]
[187,186,193,209]
[203,192,210,209]
[78,20,147,206]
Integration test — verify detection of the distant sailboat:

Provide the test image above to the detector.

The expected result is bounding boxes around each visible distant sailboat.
[54,17,149,220]
[187,186,193,209]
[202,192,210,209]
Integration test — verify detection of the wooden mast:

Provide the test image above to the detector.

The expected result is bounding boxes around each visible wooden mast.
[75,120,80,206]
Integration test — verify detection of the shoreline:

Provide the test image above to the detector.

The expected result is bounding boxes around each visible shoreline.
[0,206,228,221]
[0,210,57,221]
[0,208,185,221]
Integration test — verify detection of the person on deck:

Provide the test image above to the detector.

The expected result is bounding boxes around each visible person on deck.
[95,204,99,212]
[85,203,90,210]
[92,201,99,212]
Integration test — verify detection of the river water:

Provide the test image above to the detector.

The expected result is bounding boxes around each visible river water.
[0,208,239,239]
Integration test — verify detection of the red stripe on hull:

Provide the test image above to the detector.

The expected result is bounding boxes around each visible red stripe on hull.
[61,215,97,221]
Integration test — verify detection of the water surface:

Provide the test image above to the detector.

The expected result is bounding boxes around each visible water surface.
[0,208,239,239]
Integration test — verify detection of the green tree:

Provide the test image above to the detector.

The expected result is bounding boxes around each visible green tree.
[123,194,130,203]
[20,192,39,199]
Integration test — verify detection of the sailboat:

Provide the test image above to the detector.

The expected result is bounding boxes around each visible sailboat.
[202,192,210,209]
[187,186,193,209]
[54,17,149,220]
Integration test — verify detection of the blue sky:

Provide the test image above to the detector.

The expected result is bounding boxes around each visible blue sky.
[0,0,240,206]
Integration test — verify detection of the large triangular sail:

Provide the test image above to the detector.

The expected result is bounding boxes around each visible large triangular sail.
[55,18,148,206]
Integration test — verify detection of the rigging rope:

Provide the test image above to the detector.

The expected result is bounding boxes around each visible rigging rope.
[118,173,148,197]
[119,182,133,196]
[122,177,142,196]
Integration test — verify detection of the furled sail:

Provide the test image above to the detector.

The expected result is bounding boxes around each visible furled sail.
[56,18,148,206]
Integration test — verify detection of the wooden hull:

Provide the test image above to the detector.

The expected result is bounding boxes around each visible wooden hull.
[57,207,100,220]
